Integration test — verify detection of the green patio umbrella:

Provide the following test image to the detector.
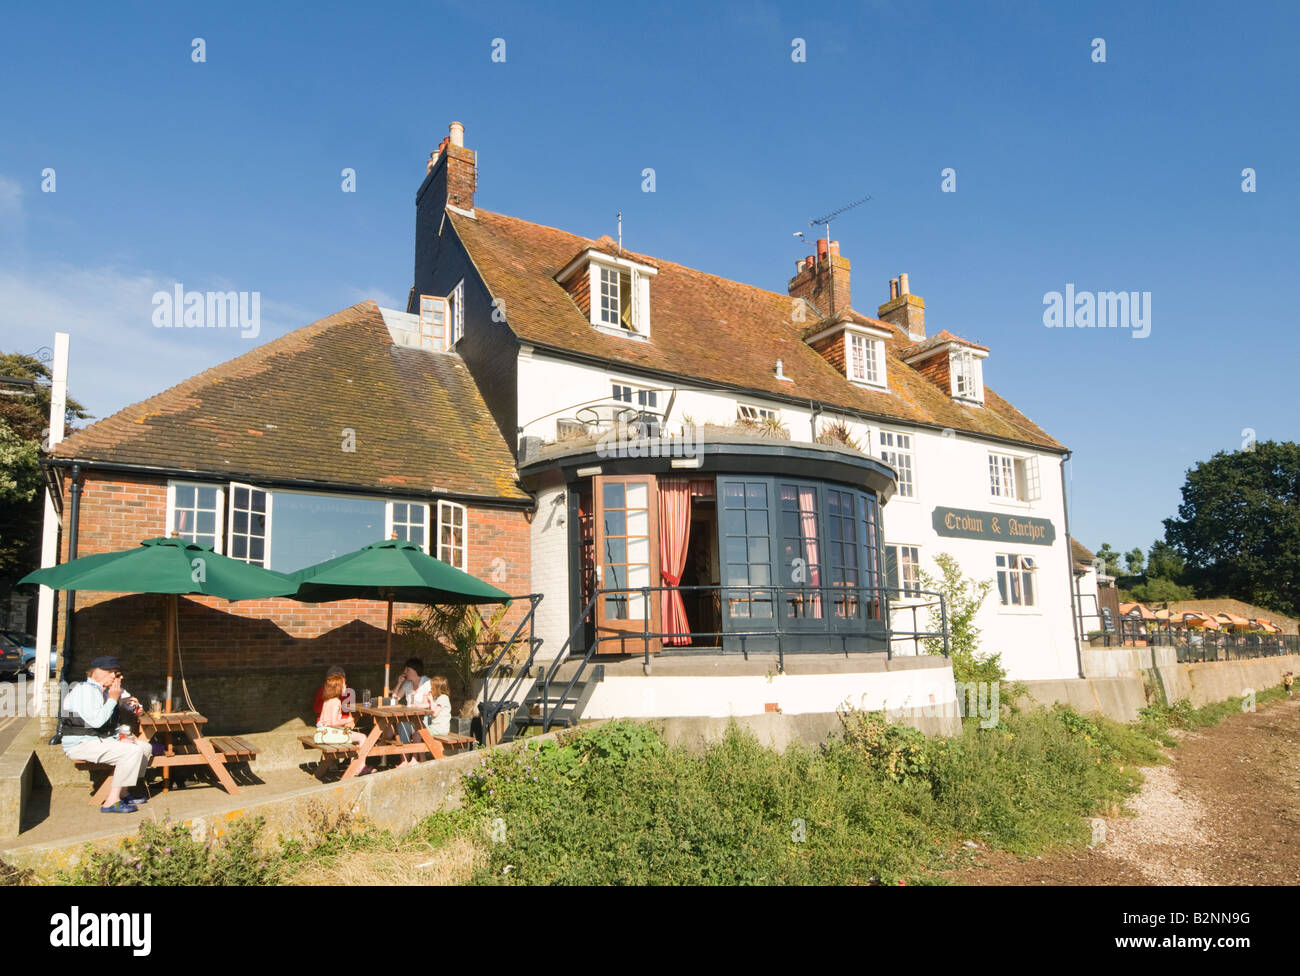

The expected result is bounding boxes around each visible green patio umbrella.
[22,536,297,711]
[287,538,510,695]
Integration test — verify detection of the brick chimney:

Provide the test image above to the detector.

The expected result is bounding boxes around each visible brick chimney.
[877,273,925,340]
[788,239,851,317]
[421,120,477,211]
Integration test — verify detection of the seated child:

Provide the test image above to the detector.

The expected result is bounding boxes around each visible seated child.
[318,674,366,750]
[428,676,453,736]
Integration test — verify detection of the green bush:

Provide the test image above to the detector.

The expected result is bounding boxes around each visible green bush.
[61,816,277,886]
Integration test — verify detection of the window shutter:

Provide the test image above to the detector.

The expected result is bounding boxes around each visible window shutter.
[885,545,899,596]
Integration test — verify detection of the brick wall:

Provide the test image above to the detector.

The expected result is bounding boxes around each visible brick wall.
[55,470,532,731]
[911,350,949,392]
[810,331,846,376]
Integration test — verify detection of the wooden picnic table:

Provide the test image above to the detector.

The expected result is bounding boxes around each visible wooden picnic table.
[341,703,443,778]
[137,710,253,796]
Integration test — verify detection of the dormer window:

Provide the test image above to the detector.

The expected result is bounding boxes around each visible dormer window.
[418,294,449,349]
[847,332,886,388]
[950,348,984,403]
[556,247,657,341]
[416,286,464,350]
[593,261,647,336]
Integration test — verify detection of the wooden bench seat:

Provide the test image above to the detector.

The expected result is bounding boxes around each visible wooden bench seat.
[208,736,259,762]
[432,733,476,752]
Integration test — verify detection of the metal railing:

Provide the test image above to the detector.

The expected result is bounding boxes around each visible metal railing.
[476,593,543,743]
[477,583,951,741]
[1086,617,1298,661]
[587,583,948,670]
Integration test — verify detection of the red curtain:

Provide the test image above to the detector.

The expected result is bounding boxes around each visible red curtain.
[659,478,692,645]
[798,487,822,616]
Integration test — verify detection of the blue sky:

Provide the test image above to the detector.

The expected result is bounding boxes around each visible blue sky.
[1,0,1295,556]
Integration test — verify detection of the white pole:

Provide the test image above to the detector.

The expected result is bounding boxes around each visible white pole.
[34,332,69,726]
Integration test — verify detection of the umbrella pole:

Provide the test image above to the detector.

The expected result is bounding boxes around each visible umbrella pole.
[163,594,177,791]
[383,596,394,698]
[165,594,176,713]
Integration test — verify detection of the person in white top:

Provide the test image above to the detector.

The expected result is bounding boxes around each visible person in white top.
[427,675,452,737]
[393,658,433,765]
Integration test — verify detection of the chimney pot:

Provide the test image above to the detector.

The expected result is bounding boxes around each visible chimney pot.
[899,273,910,296]
[449,121,465,148]
[816,238,828,262]
[889,278,899,300]
[829,241,840,258]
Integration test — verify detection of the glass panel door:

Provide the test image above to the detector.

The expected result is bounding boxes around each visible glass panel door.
[718,478,775,649]
[593,475,660,655]
[778,482,823,632]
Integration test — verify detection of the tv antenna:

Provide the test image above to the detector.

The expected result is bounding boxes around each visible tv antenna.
[795,194,872,316]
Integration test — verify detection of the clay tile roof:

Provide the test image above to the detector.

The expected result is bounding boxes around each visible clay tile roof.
[1070,538,1097,570]
[899,329,991,360]
[55,301,527,501]
[451,208,1064,452]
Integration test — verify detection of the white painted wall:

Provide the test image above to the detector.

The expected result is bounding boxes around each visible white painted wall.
[517,349,1080,683]
[529,481,571,663]
[582,666,959,720]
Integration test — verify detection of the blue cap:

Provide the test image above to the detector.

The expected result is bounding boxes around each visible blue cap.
[89,655,123,672]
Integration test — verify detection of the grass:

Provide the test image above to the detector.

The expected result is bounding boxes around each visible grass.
[6,684,1289,887]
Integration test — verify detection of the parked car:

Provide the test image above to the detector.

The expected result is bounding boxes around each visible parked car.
[0,633,24,680]
[0,631,39,679]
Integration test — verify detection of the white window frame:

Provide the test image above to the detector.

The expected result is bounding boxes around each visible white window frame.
[227,482,272,566]
[1018,456,1042,502]
[597,266,620,327]
[846,332,886,388]
[989,452,1018,500]
[166,481,225,554]
[386,501,431,553]
[996,553,1038,609]
[887,544,923,598]
[950,349,984,403]
[737,403,778,423]
[587,256,653,339]
[436,500,468,571]
[878,429,916,499]
[611,382,659,410]
[448,279,465,345]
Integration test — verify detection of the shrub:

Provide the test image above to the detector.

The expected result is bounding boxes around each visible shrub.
[61,816,278,886]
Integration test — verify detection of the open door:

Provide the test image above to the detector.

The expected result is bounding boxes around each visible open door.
[593,474,660,655]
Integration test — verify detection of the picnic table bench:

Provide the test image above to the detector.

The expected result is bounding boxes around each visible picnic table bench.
[73,720,259,806]
[300,707,475,780]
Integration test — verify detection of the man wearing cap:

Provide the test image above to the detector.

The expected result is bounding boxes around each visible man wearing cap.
[61,655,154,813]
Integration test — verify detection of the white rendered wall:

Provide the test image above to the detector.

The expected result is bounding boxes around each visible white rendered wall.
[582,666,959,720]
[517,350,1079,682]
[529,481,571,664]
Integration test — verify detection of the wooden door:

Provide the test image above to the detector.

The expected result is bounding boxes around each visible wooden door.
[593,474,660,655]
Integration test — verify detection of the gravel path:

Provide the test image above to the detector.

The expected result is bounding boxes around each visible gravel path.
[958,696,1300,885]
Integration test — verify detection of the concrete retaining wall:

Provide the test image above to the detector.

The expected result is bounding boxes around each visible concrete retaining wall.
[1019,676,1151,723]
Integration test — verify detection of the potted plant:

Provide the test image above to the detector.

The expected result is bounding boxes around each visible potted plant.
[396,603,521,733]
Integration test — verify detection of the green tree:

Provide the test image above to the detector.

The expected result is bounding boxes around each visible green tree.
[0,351,90,598]
[1124,547,1145,576]
[1145,539,1186,583]
[917,552,1006,685]
[1125,576,1196,604]
[1164,440,1300,617]
[1094,543,1123,577]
